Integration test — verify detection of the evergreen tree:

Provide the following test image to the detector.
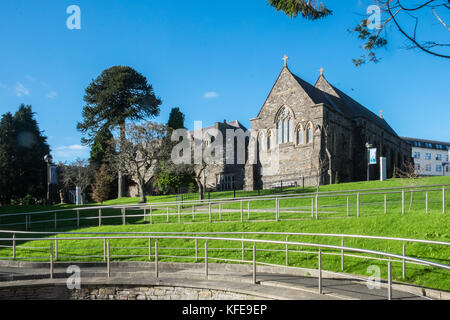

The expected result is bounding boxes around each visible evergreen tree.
[91,164,113,203]
[0,105,50,204]
[0,113,16,205]
[167,107,185,130]
[77,66,162,198]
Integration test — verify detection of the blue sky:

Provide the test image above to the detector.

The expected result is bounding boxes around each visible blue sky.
[0,0,449,163]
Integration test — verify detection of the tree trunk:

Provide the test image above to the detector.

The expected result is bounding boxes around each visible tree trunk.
[195,178,204,200]
[118,121,126,198]
[138,181,146,203]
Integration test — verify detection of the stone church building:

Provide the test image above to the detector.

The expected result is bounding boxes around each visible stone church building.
[243,60,412,191]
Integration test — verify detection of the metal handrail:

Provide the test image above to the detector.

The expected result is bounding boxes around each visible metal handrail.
[0,233,449,300]
[0,184,448,218]
[0,185,447,222]
[1,230,449,247]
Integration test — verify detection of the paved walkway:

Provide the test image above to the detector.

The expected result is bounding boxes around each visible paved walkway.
[0,261,433,300]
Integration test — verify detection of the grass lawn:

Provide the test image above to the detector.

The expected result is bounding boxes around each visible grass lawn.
[0,176,449,291]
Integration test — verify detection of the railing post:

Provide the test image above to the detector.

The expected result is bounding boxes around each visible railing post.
[341,238,344,271]
[99,208,102,226]
[240,200,243,223]
[148,238,152,261]
[219,204,222,221]
[311,198,314,219]
[107,240,110,278]
[347,196,350,217]
[275,198,279,221]
[443,187,446,214]
[25,216,28,231]
[103,239,106,262]
[208,202,212,223]
[357,193,360,218]
[54,236,58,261]
[253,243,256,284]
[54,212,57,230]
[285,236,289,266]
[155,240,159,278]
[195,239,198,262]
[388,260,392,300]
[76,210,80,228]
[402,243,406,280]
[401,190,405,215]
[122,208,126,225]
[150,206,153,224]
[426,192,429,214]
[318,249,322,294]
[205,241,208,279]
[166,207,169,223]
[12,233,16,260]
[192,205,195,222]
[315,195,319,220]
[178,204,181,224]
[50,242,54,280]
[242,235,245,261]
[384,193,387,215]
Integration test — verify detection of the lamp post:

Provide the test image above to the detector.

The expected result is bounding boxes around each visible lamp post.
[365,143,373,181]
[44,154,53,204]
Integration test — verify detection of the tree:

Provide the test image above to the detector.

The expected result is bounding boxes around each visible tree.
[268,0,450,65]
[89,126,115,169]
[91,164,113,203]
[0,113,16,205]
[77,66,162,198]
[169,128,225,200]
[60,159,93,205]
[167,107,186,130]
[153,107,188,194]
[0,105,50,205]
[109,122,168,203]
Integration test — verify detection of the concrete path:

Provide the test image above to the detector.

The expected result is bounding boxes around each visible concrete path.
[0,261,435,300]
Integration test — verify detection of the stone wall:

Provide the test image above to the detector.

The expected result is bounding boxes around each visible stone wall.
[0,284,263,300]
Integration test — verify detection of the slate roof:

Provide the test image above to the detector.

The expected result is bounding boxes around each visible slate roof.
[288,68,398,136]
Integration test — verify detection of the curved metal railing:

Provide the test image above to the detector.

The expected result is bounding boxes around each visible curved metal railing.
[0,230,448,300]
[0,185,447,230]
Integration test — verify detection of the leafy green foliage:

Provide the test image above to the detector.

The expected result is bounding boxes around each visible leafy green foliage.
[91,164,114,203]
[0,105,50,204]
[77,66,162,144]
[268,0,332,20]
[89,127,115,168]
[167,107,185,130]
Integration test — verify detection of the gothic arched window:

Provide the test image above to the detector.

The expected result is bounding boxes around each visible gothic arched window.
[297,126,304,145]
[275,106,294,144]
[306,123,313,143]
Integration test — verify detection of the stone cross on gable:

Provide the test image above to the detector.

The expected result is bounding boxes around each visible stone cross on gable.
[282,55,289,67]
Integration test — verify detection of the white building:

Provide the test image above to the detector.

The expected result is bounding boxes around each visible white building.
[402,137,450,176]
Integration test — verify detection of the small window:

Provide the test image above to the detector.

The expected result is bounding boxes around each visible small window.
[436,165,442,172]
[425,153,431,160]
[297,129,303,145]
[306,124,313,143]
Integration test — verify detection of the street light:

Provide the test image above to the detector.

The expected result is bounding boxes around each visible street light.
[44,154,53,204]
